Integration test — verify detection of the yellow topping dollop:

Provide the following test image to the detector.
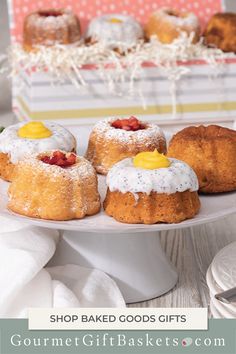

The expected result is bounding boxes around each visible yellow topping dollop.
[109,18,123,23]
[133,150,171,170]
[18,122,52,139]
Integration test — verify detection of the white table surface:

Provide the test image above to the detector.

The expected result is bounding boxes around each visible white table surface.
[1,0,236,314]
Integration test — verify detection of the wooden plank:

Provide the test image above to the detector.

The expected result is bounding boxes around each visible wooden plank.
[129,214,236,316]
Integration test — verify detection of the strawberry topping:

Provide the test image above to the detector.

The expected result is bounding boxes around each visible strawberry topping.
[39,10,62,17]
[41,151,76,168]
[111,116,146,131]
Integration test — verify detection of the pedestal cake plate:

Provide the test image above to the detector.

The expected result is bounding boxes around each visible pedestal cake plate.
[0,126,235,303]
[0,174,236,303]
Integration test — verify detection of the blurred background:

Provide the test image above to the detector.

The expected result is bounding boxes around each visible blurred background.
[1,0,236,126]
[0,0,12,125]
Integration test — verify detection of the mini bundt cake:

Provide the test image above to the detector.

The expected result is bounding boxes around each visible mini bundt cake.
[204,13,236,52]
[167,125,236,193]
[85,116,167,175]
[104,150,200,224]
[85,14,144,51]
[23,9,81,51]
[0,121,76,182]
[145,8,200,44]
[8,150,101,220]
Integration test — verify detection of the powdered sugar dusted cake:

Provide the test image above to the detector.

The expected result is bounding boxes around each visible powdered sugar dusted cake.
[8,150,101,221]
[145,7,200,44]
[23,8,81,51]
[85,117,167,175]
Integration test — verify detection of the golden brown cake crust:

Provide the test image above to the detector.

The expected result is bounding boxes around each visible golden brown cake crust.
[85,119,167,175]
[104,190,200,224]
[23,9,81,51]
[145,8,200,44]
[204,13,236,52]
[0,153,15,182]
[167,125,236,193]
[86,132,166,175]
[8,154,101,221]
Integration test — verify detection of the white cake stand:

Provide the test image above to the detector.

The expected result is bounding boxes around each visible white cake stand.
[1,117,236,304]
[1,176,236,303]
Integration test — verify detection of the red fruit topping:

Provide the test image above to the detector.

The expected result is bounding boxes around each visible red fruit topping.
[39,10,63,17]
[41,151,77,168]
[111,116,146,131]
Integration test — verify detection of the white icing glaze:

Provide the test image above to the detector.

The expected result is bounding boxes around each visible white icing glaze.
[92,118,166,146]
[106,157,199,195]
[155,8,199,29]
[0,122,76,164]
[86,14,144,50]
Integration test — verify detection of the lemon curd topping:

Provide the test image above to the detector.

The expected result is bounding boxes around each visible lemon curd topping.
[133,150,171,170]
[109,18,123,23]
[18,122,52,139]
[0,122,76,164]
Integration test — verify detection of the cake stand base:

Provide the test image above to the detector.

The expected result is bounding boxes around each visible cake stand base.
[49,231,178,304]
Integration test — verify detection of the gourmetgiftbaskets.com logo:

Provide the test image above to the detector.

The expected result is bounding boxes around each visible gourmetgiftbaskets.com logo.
[7,333,227,349]
[0,319,235,354]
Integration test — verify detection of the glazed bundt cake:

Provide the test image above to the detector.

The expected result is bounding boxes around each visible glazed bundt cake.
[0,121,76,182]
[168,125,236,193]
[104,150,200,224]
[204,13,236,52]
[85,14,144,50]
[145,8,200,44]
